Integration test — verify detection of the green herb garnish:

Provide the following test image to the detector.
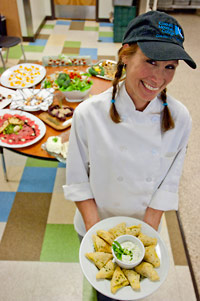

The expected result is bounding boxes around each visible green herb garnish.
[112,241,132,260]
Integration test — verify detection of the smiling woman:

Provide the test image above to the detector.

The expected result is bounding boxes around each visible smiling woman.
[63,10,197,301]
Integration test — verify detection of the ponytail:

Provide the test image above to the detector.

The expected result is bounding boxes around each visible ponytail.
[160,88,175,131]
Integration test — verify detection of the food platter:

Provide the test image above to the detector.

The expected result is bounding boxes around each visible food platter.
[9,88,54,111]
[88,60,125,81]
[42,55,92,67]
[0,63,46,89]
[0,86,17,109]
[79,216,169,300]
[0,109,46,148]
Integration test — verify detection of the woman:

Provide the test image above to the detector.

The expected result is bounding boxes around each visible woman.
[63,10,196,300]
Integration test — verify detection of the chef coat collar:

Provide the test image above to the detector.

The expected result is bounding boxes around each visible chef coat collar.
[115,81,163,116]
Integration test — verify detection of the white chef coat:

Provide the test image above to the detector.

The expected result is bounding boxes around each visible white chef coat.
[63,82,192,236]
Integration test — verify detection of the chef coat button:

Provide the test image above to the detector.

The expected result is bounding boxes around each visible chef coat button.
[146,177,152,182]
[151,116,159,122]
[151,149,158,155]
[117,176,124,182]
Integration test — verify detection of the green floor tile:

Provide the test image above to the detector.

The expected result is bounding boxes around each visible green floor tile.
[83,276,97,301]
[24,45,45,52]
[99,31,113,38]
[40,224,80,262]
[3,45,23,59]
[26,157,58,168]
[0,67,4,74]
[43,24,54,29]
[84,26,99,31]
[64,41,81,48]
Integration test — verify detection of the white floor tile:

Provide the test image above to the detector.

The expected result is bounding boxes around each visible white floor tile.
[33,262,83,301]
[0,223,6,242]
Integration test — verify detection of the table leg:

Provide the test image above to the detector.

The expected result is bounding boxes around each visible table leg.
[0,147,8,181]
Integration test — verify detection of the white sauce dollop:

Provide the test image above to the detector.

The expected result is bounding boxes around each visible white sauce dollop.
[121,241,141,263]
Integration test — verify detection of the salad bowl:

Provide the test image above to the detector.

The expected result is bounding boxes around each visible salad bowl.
[43,70,93,101]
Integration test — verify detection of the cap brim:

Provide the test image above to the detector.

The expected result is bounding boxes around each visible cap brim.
[138,41,196,69]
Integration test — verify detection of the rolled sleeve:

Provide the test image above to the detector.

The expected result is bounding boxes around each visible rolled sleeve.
[149,188,178,211]
[63,182,94,202]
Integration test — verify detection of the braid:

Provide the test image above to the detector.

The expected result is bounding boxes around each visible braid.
[109,44,138,123]
[160,88,175,131]
[109,59,124,123]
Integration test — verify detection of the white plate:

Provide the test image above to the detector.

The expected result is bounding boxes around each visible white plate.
[0,86,18,109]
[0,109,46,148]
[0,63,46,89]
[79,216,169,301]
[9,88,54,111]
[88,60,117,81]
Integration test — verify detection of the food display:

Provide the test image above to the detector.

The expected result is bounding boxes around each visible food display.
[0,86,17,109]
[79,216,169,300]
[0,109,46,148]
[88,60,126,81]
[48,104,74,121]
[0,64,46,89]
[85,222,160,295]
[42,55,91,67]
[42,136,69,162]
[0,113,40,145]
[43,70,93,92]
[9,88,54,112]
[39,92,74,130]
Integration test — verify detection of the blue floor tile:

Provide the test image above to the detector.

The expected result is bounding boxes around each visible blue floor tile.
[29,39,47,46]
[56,20,71,25]
[99,22,113,27]
[0,192,16,222]
[17,167,57,193]
[58,162,66,168]
[98,37,114,43]
[79,48,97,60]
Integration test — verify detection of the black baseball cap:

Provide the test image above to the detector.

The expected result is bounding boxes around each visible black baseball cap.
[122,11,196,69]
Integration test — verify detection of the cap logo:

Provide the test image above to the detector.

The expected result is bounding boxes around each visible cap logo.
[157,21,184,42]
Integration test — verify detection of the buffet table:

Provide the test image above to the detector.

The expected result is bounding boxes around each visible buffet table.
[0,64,112,180]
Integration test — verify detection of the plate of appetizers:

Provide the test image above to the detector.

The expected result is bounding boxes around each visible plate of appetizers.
[9,88,54,111]
[88,60,126,81]
[0,86,17,109]
[79,216,169,300]
[42,55,91,67]
[0,63,46,89]
[0,109,46,148]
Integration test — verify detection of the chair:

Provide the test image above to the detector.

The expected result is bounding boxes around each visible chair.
[0,35,27,70]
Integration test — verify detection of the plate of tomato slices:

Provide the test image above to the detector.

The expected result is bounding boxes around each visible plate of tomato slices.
[0,109,46,148]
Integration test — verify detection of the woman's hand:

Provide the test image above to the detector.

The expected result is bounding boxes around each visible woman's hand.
[143,207,164,231]
[75,199,100,231]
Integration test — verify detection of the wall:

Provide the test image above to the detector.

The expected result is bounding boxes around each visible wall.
[16,0,51,39]
[0,0,22,37]
[98,0,113,19]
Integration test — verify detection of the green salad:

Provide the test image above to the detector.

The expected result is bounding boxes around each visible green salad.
[43,71,93,92]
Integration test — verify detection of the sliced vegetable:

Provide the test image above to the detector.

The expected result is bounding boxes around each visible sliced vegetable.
[112,241,132,260]
[89,65,104,76]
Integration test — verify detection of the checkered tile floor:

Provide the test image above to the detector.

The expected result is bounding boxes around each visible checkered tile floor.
[0,19,197,301]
